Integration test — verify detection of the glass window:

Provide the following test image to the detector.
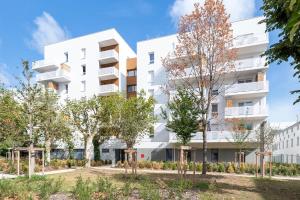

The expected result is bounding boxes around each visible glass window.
[64,52,68,62]
[82,65,86,75]
[127,85,136,93]
[149,52,154,64]
[81,48,86,59]
[211,103,218,113]
[102,149,109,153]
[128,70,137,77]
[212,89,218,96]
[65,84,68,94]
[297,137,299,146]
[166,149,173,161]
[291,139,293,147]
[286,140,289,148]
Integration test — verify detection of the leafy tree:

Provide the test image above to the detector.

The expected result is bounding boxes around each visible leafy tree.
[162,0,236,174]
[38,89,71,164]
[260,0,300,103]
[64,96,106,167]
[161,88,201,146]
[0,86,26,149]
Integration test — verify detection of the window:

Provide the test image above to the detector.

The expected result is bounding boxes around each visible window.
[286,140,289,148]
[238,79,252,84]
[65,84,68,94]
[102,149,109,153]
[64,52,69,62]
[291,139,294,147]
[297,137,299,146]
[127,70,137,77]
[245,123,253,130]
[149,52,154,64]
[81,48,86,59]
[148,71,154,83]
[149,126,154,138]
[80,81,86,92]
[82,65,86,75]
[166,149,173,161]
[212,89,218,96]
[211,103,218,113]
[127,85,136,93]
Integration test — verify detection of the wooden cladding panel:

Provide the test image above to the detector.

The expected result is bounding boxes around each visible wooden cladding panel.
[127,92,137,98]
[126,58,137,70]
[100,78,119,85]
[100,62,119,69]
[127,77,137,85]
[47,81,58,90]
[226,99,233,107]
[257,72,264,81]
[100,44,119,52]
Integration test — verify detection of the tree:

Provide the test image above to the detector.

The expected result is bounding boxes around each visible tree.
[162,0,236,174]
[38,89,71,164]
[16,60,43,174]
[226,118,252,168]
[161,88,201,146]
[260,0,300,103]
[64,96,105,167]
[0,86,26,149]
[255,121,276,176]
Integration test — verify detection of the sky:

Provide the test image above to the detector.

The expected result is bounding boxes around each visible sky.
[0,0,299,123]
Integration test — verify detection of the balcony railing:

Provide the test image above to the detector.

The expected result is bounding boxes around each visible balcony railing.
[36,68,70,82]
[32,59,58,71]
[169,131,256,143]
[225,106,268,117]
[99,84,119,95]
[99,50,119,63]
[99,67,119,79]
[233,33,268,47]
[225,81,268,95]
[235,56,266,71]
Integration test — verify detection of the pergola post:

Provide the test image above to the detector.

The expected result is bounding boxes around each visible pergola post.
[255,152,258,178]
[28,149,31,179]
[42,150,45,175]
[17,151,20,176]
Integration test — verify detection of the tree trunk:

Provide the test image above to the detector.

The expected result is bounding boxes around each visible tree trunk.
[260,121,266,177]
[238,149,242,169]
[45,139,51,165]
[84,135,94,168]
[202,124,207,175]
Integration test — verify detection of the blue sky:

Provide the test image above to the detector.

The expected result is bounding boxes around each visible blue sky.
[0,0,299,123]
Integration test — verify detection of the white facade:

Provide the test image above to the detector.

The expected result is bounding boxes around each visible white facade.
[272,122,300,164]
[136,17,269,163]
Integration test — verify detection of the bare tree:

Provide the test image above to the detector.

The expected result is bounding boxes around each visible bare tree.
[162,0,236,174]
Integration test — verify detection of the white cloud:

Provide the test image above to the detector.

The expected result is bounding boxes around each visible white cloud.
[170,0,256,24]
[28,12,69,54]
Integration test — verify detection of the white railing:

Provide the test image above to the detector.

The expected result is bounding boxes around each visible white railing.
[99,84,118,94]
[233,33,268,47]
[225,106,268,117]
[32,59,57,70]
[225,81,268,95]
[169,130,256,142]
[235,56,266,70]
[99,49,119,60]
[99,67,119,77]
[36,69,69,82]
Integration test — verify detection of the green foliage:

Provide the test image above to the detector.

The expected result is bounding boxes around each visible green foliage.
[139,177,160,200]
[73,176,94,200]
[260,0,300,103]
[39,177,63,200]
[161,88,201,145]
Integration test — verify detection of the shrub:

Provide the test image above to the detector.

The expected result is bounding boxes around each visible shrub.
[226,163,235,173]
[217,163,225,172]
[138,161,145,169]
[39,177,63,200]
[171,162,177,170]
[145,161,152,169]
[196,162,202,172]
[73,176,94,200]
[206,163,213,172]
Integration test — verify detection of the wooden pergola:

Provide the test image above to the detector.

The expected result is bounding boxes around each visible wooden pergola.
[11,147,45,178]
[255,151,272,178]
[124,149,137,174]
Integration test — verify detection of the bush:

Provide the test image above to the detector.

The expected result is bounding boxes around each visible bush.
[39,177,63,200]
[226,163,235,173]
[73,176,94,200]
[138,161,145,169]
[217,163,225,172]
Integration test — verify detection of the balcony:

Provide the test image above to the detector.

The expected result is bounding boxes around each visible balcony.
[235,56,267,71]
[36,68,70,83]
[233,33,268,54]
[99,50,119,64]
[225,106,268,119]
[99,84,119,96]
[225,81,268,98]
[32,60,58,72]
[169,130,256,143]
[99,67,119,80]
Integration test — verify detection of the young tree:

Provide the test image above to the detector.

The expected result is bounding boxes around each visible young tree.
[260,0,300,103]
[38,89,71,164]
[162,0,236,174]
[226,118,252,168]
[255,121,275,176]
[161,88,201,146]
[0,86,26,149]
[64,96,108,167]
[16,60,43,175]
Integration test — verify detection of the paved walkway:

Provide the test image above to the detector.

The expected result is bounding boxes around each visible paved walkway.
[91,166,300,181]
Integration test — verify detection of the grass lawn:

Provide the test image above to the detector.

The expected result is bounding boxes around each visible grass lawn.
[1,168,300,199]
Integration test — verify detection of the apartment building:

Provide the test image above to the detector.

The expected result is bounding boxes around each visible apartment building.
[272,121,300,164]
[32,29,136,155]
[135,17,269,163]
[33,17,269,164]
